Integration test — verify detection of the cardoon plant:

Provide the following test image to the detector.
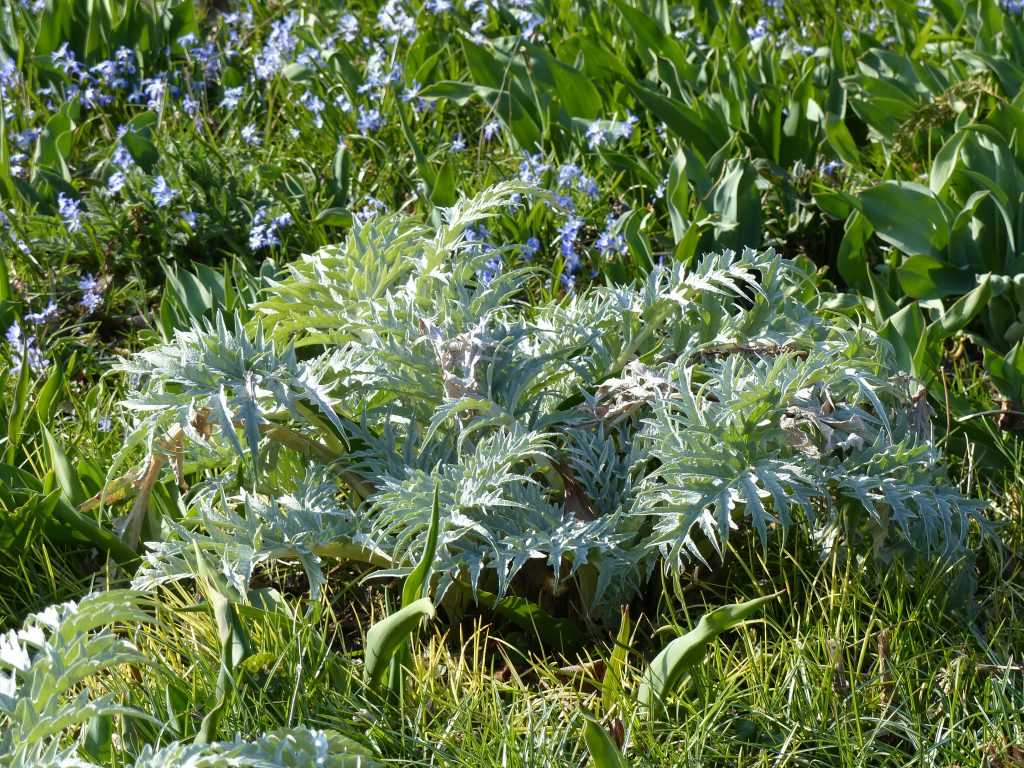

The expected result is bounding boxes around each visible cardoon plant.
[112,184,986,624]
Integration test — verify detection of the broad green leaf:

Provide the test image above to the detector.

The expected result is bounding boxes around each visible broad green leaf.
[42,425,83,506]
[930,130,966,195]
[666,148,689,244]
[638,593,777,716]
[363,597,435,692]
[401,481,441,607]
[859,181,950,258]
[897,255,974,299]
[582,712,628,768]
[602,606,632,714]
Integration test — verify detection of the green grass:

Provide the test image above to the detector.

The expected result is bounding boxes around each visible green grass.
[3,0,1024,764]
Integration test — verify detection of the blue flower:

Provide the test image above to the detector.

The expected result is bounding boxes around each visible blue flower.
[107,171,127,195]
[451,133,466,152]
[25,301,58,324]
[58,194,84,233]
[521,236,540,261]
[150,176,176,208]
[748,17,771,41]
[518,152,548,186]
[483,120,501,140]
[557,164,581,189]
[558,215,584,272]
[595,216,627,258]
[5,323,48,374]
[112,144,134,169]
[820,159,843,176]
[357,106,383,134]
[241,123,262,145]
[339,13,359,41]
[254,12,299,80]
[248,207,292,251]
[220,86,244,109]
[301,91,326,128]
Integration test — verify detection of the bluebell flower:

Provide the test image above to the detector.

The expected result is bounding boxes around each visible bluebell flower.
[107,171,127,195]
[339,13,359,41]
[557,164,581,189]
[451,134,466,152]
[241,123,262,145]
[98,415,113,432]
[5,324,48,374]
[483,120,501,141]
[354,197,386,225]
[141,77,166,110]
[182,210,198,228]
[595,215,626,258]
[518,152,548,186]
[748,17,771,41]
[254,12,299,80]
[611,112,638,141]
[521,236,540,261]
[477,255,502,286]
[58,194,83,233]
[579,175,599,198]
[51,42,82,78]
[78,273,103,314]
[377,0,417,42]
[248,207,292,250]
[150,176,176,207]
[112,144,134,169]
[13,129,38,151]
[357,106,383,133]
[25,301,58,324]
[80,290,103,314]
[820,159,843,176]
[558,215,584,272]
[301,91,326,127]
[220,86,244,109]
[182,94,199,117]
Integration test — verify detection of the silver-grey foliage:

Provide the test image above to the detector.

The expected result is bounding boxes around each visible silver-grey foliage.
[117,183,987,617]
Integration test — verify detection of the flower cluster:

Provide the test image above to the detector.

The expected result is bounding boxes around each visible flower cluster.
[249,207,293,251]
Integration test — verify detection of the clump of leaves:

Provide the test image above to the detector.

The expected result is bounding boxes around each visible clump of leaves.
[116,183,988,624]
[0,589,377,767]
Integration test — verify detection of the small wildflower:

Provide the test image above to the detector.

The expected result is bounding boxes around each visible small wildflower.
[241,123,262,145]
[150,176,176,208]
[25,301,58,324]
[107,171,127,195]
[483,120,501,141]
[356,105,383,134]
[57,194,83,233]
[220,85,244,109]
[521,236,540,261]
[595,215,627,258]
